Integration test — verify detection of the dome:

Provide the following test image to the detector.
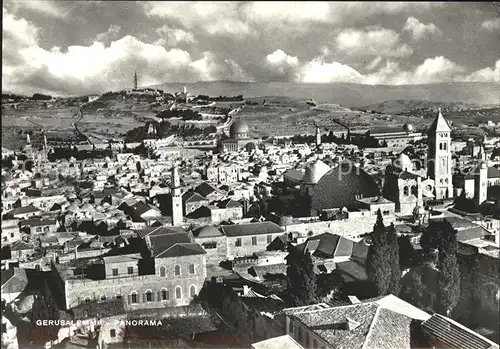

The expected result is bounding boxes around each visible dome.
[230,120,249,137]
[394,153,413,172]
[193,225,222,238]
[311,160,381,212]
[303,160,331,184]
[403,123,414,132]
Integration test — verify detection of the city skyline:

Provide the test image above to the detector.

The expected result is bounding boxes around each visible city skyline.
[2,1,500,96]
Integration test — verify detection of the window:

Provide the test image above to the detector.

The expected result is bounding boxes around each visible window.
[175,286,182,299]
[127,267,133,275]
[252,236,257,246]
[84,297,91,304]
[235,238,242,247]
[443,143,447,151]
[190,285,196,297]
[203,242,217,249]
[174,265,181,276]
[189,263,195,274]
[100,295,106,301]
[116,294,122,300]
[267,235,272,244]
[403,186,409,196]
[161,289,169,300]
[110,329,116,338]
[43,226,49,232]
[159,266,166,277]
[36,227,42,233]
[112,268,118,277]
[131,293,138,304]
[10,233,14,238]
[145,290,153,302]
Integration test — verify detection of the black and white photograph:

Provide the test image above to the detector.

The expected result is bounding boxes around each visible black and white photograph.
[1,1,499,348]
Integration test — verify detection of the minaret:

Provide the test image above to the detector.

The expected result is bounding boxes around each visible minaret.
[134,70,138,90]
[316,126,321,147]
[427,109,453,199]
[475,161,488,205]
[43,132,47,150]
[26,133,31,145]
[183,86,187,103]
[171,166,183,226]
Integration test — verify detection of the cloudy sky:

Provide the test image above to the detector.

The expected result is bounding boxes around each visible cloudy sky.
[3,1,500,95]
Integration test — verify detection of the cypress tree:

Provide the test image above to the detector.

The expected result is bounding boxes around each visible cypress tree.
[366,210,391,295]
[387,223,401,296]
[286,245,317,306]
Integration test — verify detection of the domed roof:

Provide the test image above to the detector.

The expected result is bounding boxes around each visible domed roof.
[193,225,222,238]
[394,153,413,172]
[303,160,331,184]
[311,160,381,212]
[230,120,249,135]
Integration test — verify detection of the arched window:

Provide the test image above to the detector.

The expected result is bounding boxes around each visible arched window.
[161,289,169,301]
[130,292,138,304]
[189,263,195,274]
[100,294,106,301]
[159,266,166,277]
[190,285,196,297]
[439,143,443,150]
[84,296,91,304]
[145,290,153,302]
[403,186,409,196]
[443,142,447,151]
[174,265,181,276]
[175,286,182,299]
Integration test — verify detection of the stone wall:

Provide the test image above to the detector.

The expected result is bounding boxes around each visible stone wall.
[60,255,206,311]
[194,235,228,265]
[226,233,285,259]
[284,214,394,240]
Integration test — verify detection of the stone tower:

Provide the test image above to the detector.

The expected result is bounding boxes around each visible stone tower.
[475,161,488,205]
[316,126,321,147]
[171,166,183,226]
[427,109,453,199]
[134,70,138,90]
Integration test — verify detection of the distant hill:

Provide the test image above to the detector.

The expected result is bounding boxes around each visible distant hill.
[149,81,500,108]
[357,100,490,114]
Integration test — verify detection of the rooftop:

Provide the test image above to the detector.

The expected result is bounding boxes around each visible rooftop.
[221,221,284,237]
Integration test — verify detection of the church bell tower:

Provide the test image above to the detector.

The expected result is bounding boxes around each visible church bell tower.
[171,166,183,226]
[427,109,453,199]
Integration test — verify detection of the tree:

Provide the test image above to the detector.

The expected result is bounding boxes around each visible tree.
[421,219,461,315]
[31,280,60,344]
[317,270,344,301]
[285,245,317,306]
[398,235,417,270]
[387,223,401,296]
[401,270,426,309]
[366,210,392,295]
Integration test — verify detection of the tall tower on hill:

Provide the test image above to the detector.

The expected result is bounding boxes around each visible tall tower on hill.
[427,109,453,199]
[316,125,321,147]
[171,166,183,226]
[134,70,138,90]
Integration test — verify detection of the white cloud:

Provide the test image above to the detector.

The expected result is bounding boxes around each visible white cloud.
[2,7,39,47]
[94,25,121,45]
[336,26,413,57]
[155,25,196,46]
[298,58,364,83]
[481,18,500,32]
[264,49,300,80]
[6,0,67,18]
[143,2,252,37]
[403,17,441,40]
[463,59,500,82]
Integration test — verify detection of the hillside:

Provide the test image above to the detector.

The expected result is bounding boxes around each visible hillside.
[150,81,500,108]
[358,100,490,114]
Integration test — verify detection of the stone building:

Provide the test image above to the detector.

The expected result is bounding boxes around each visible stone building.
[50,226,207,311]
[221,222,285,259]
[427,110,453,199]
[193,226,228,265]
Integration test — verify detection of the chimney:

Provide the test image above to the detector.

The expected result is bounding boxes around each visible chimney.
[345,317,361,331]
